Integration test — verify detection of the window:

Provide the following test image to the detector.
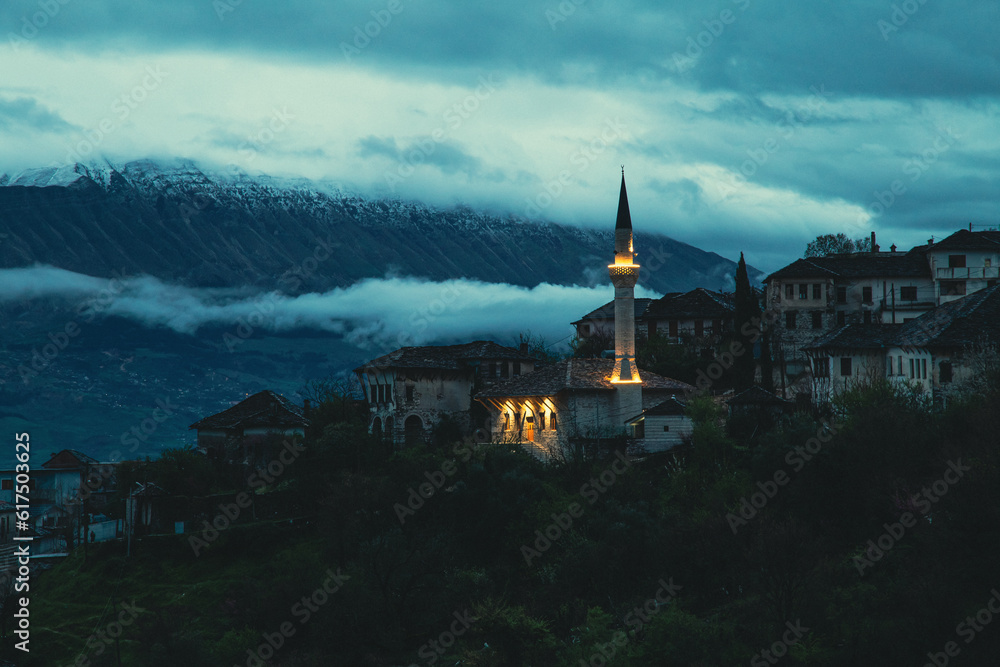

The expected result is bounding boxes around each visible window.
[648,320,657,337]
[910,358,914,379]
[405,385,414,401]
[922,358,927,379]
[633,421,645,438]
[941,281,966,296]
[513,361,521,376]
[799,284,808,299]
[948,254,966,268]
[986,259,993,268]
[837,311,846,326]
[862,286,873,304]
[663,425,670,432]
[538,412,546,430]
[940,361,953,383]
[813,284,822,299]
[785,312,797,329]
[841,357,852,376]
[813,358,830,378]
[837,286,847,304]
[694,320,704,337]
[669,320,678,337]
[713,319,722,334]
[501,363,509,378]
[886,356,893,376]
[488,362,497,377]
[900,286,917,301]
[863,311,872,324]
[898,356,903,375]
[786,284,795,299]
[581,324,591,335]
[811,312,823,329]
[550,413,557,431]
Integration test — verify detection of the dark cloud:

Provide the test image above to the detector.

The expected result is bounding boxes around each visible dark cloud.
[3,0,997,97]
[0,96,78,132]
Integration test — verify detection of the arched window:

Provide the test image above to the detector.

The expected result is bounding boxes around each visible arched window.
[404,415,423,446]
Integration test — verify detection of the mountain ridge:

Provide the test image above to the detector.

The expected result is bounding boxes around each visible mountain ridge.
[0,159,764,294]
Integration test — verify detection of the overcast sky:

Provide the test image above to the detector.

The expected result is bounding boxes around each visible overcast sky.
[1,0,998,271]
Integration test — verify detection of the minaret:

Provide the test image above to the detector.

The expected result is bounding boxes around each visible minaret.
[608,168,642,424]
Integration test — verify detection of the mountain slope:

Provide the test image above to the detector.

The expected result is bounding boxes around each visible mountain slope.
[0,160,763,294]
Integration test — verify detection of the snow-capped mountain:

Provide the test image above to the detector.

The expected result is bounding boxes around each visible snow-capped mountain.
[0,159,762,294]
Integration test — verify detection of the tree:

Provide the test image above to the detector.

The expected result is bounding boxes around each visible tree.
[516,331,563,364]
[733,252,759,392]
[804,233,871,257]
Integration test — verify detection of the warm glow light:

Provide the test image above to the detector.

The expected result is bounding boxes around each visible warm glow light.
[609,377,641,384]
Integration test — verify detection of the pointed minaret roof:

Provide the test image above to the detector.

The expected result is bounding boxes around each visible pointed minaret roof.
[616,168,632,231]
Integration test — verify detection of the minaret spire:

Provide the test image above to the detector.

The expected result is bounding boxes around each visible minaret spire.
[608,170,641,394]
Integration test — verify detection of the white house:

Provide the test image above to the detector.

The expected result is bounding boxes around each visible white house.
[805,284,1000,404]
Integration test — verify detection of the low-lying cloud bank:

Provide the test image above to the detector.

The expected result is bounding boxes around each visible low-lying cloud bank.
[2,265,659,352]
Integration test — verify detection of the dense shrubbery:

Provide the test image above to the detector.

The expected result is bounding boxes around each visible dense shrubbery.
[23,378,1000,666]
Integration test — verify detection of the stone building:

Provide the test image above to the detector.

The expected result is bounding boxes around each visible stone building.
[354,341,537,446]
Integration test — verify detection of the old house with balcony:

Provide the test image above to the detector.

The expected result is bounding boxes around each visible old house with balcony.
[805,284,1000,405]
[764,235,934,392]
[923,229,1000,304]
[354,341,537,447]
[765,228,1000,399]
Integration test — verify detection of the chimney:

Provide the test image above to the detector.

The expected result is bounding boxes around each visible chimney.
[519,342,529,355]
[890,244,897,253]
[303,399,311,417]
[928,237,934,245]
[871,232,878,253]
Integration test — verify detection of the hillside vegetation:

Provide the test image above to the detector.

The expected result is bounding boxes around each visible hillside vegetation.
[16,377,1000,666]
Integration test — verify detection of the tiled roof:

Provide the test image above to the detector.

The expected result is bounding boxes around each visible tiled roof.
[644,288,734,320]
[805,285,1000,351]
[355,341,534,372]
[766,253,931,281]
[804,324,901,351]
[625,396,688,423]
[926,229,1000,252]
[727,386,794,406]
[896,284,1000,348]
[41,449,101,469]
[572,298,656,325]
[190,390,307,430]
[476,358,692,398]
